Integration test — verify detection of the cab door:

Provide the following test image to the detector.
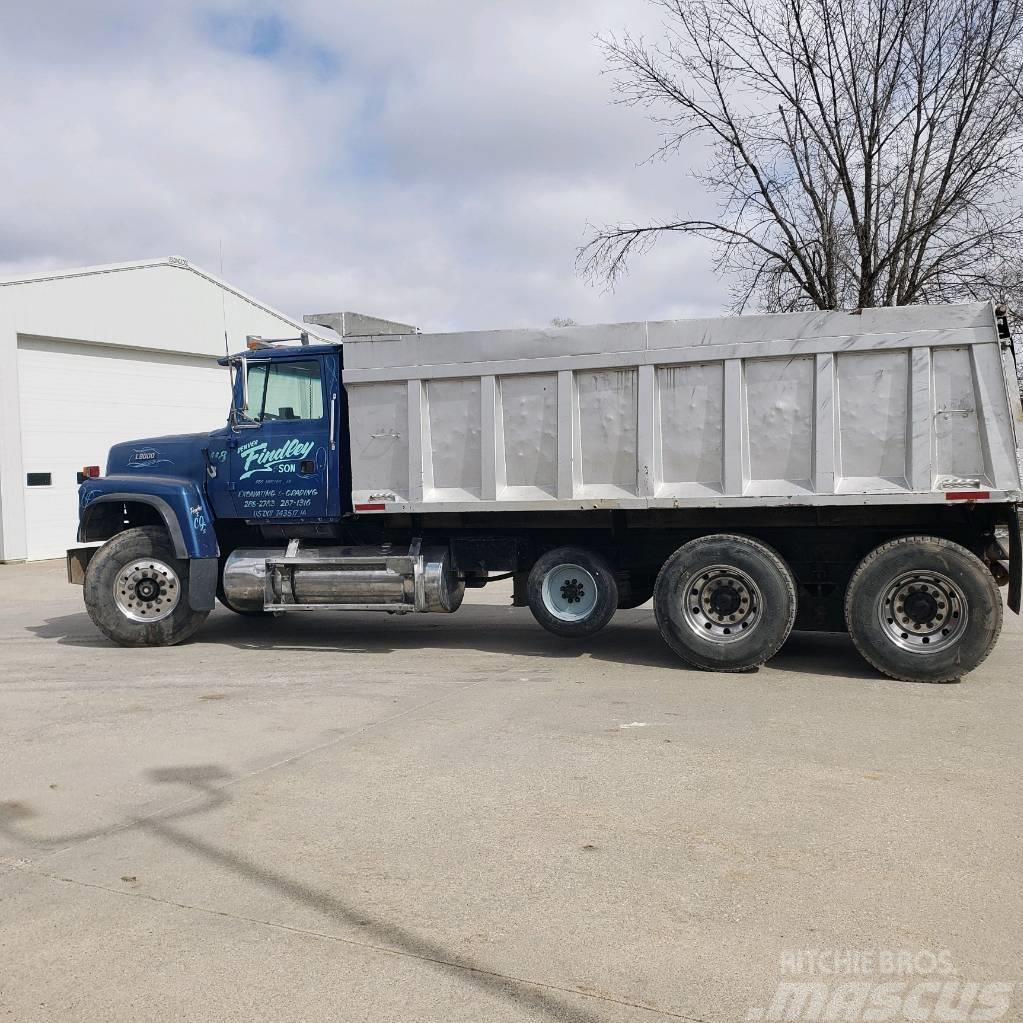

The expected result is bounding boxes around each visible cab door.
[228,352,340,522]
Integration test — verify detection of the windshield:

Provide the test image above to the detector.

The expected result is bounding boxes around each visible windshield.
[238,359,324,422]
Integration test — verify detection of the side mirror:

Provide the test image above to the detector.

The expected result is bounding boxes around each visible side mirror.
[228,355,255,427]
[228,355,270,429]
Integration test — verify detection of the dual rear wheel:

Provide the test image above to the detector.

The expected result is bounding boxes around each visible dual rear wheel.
[843,536,1001,683]
[653,534,796,672]
[527,534,1002,681]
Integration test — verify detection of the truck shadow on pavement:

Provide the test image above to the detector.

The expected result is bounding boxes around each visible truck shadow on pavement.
[0,765,656,1023]
[30,604,882,682]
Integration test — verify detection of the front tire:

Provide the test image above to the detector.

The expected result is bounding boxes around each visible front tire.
[84,527,209,647]
[653,534,797,671]
[844,536,1002,683]
[527,547,619,638]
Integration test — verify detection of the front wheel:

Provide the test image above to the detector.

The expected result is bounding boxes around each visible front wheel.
[653,534,797,671]
[844,536,1002,683]
[527,547,619,638]
[84,527,209,647]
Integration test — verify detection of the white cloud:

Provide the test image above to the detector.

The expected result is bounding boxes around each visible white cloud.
[0,1,728,332]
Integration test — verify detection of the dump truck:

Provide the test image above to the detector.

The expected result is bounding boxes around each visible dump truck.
[67,301,1023,682]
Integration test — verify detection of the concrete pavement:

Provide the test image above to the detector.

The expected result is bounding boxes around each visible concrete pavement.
[0,559,1020,1021]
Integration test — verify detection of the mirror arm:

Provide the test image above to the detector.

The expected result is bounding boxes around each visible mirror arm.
[241,355,250,414]
[227,355,259,431]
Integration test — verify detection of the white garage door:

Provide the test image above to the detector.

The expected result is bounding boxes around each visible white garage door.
[18,338,230,560]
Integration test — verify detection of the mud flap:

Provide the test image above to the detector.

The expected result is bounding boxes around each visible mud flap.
[188,558,219,612]
[1009,506,1021,615]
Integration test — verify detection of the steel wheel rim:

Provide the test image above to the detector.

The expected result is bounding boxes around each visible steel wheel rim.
[876,570,968,653]
[541,564,599,622]
[114,558,180,623]
[680,564,763,644]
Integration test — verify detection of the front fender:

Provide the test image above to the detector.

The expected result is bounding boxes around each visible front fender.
[79,475,219,560]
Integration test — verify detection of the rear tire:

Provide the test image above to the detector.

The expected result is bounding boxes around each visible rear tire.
[653,534,797,671]
[844,536,1001,683]
[84,527,209,647]
[527,547,618,638]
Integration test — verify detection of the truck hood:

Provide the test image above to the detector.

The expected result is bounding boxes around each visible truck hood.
[106,432,212,479]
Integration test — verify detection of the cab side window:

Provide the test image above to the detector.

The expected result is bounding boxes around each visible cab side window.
[250,360,323,421]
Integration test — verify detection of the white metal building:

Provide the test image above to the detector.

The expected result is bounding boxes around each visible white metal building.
[0,257,327,562]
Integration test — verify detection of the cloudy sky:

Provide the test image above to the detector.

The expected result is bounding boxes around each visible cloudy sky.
[0,1,726,331]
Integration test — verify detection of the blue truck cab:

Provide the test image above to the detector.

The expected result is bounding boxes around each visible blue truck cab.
[70,338,351,645]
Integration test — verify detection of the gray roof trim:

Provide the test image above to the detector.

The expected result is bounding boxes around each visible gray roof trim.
[0,257,332,342]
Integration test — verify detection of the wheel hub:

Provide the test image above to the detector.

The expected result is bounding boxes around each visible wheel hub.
[680,565,762,644]
[710,586,741,616]
[902,589,938,624]
[542,563,599,622]
[113,559,180,624]
[876,571,968,653]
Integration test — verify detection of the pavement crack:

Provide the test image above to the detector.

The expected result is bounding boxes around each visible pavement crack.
[15,865,711,1023]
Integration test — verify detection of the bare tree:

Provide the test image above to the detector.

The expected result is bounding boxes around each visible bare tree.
[582,0,1023,315]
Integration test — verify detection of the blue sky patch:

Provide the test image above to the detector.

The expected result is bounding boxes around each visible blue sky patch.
[201,8,340,78]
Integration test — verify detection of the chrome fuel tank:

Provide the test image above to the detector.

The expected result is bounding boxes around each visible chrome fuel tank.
[221,543,464,613]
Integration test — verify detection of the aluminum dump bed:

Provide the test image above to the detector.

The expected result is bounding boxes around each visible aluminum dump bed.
[340,302,1022,513]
